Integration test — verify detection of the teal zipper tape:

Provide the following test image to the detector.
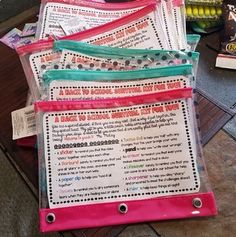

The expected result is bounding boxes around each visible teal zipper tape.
[54,40,199,59]
[43,64,193,84]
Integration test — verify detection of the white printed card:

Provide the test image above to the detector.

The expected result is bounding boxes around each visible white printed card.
[43,98,200,208]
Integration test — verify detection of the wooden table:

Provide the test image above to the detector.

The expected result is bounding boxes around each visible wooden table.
[0,21,235,237]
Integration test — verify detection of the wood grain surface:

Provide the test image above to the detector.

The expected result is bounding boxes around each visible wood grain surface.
[0,15,234,237]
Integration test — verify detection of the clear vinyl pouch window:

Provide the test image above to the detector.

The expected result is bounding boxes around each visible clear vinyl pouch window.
[62,4,169,50]
[42,64,194,101]
[157,0,179,50]
[171,0,188,50]
[53,40,199,82]
[42,65,198,148]
[17,3,173,101]
[19,2,178,99]
[16,40,61,100]
[35,88,217,233]
[36,0,156,39]
[187,34,201,51]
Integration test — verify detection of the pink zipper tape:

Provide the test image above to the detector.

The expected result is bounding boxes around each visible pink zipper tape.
[172,0,184,7]
[16,39,54,54]
[35,88,192,112]
[17,4,156,55]
[42,0,156,10]
[66,4,156,41]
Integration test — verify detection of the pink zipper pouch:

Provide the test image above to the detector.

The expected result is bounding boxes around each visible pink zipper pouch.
[35,88,217,232]
[67,3,168,49]
[17,4,169,100]
[36,0,155,39]
[17,40,61,100]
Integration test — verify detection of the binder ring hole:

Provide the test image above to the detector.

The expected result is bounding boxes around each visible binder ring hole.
[46,213,56,223]
[192,198,202,209]
[119,203,128,214]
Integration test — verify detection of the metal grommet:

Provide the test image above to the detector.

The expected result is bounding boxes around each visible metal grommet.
[192,198,202,208]
[46,213,56,224]
[118,203,128,214]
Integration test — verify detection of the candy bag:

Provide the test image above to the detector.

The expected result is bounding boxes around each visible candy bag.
[215,0,236,69]
[220,0,236,56]
[0,28,22,49]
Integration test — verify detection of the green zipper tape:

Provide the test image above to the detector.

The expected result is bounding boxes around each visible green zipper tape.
[43,64,193,85]
[187,34,201,44]
[54,40,199,60]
